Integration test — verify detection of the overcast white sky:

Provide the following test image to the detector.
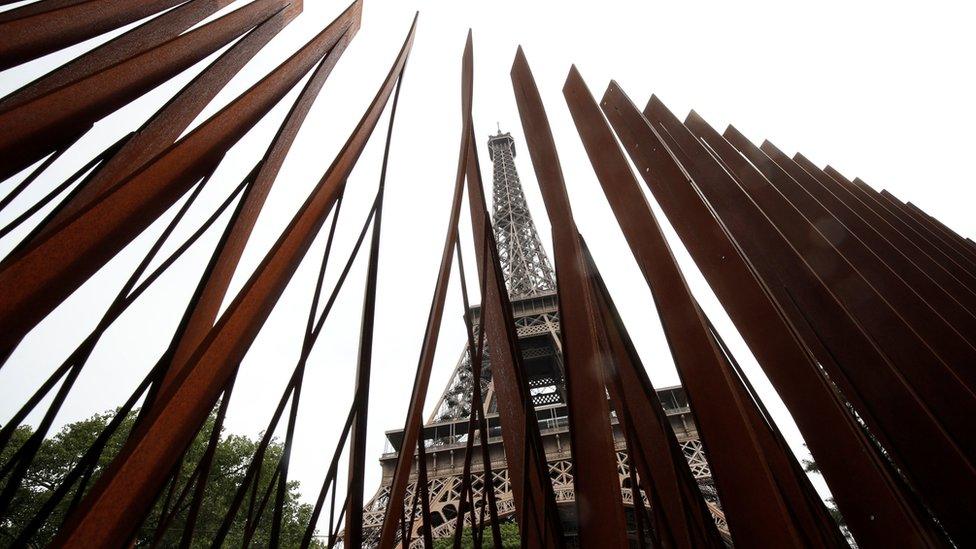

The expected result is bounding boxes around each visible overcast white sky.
[1,0,974,525]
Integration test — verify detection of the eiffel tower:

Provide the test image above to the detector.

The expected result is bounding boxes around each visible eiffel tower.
[361,131,728,546]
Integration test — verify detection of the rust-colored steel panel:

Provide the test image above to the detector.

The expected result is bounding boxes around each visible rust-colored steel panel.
[0,0,296,182]
[646,99,976,463]
[580,241,723,549]
[511,52,628,549]
[788,152,976,309]
[453,235,503,548]
[563,70,805,548]
[0,1,360,359]
[572,75,839,545]
[599,82,940,546]
[0,0,191,70]
[717,128,976,351]
[685,117,976,387]
[726,131,976,336]
[377,30,473,549]
[0,0,91,24]
[32,2,298,242]
[162,14,357,393]
[825,167,976,280]
[464,125,563,547]
[345,35,409,547]
[654,103,976,544]
[0,0,232,111]
[870,185,976,268]
[705,308,848,548]
[905,199,974,249]
[735,141,976,542]
[51,9,409,547]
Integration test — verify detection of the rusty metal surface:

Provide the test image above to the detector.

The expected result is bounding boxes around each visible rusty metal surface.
[33,1,298,243]
[787,151,976,311]
[0,1,359,359]
[0,0,191,70]
[377,31,473,549]
[512,52,628,549]
[824,166,976,280]
[3,1,975,544]
[731,138,976,543]
[685,117,976,384]
[161,6,358,393]
[717,127,976,354]
[831,171,976,277]
[564,71,812,548]
[650,98,976,467]
[600,81,940,546]
[581,239,723,549]
[0,0,231,111]
[0,0,296,182]
[464,118,563,548]
[50,10,411,547]
[905,199,974,250]
[660,106,976,544]
[868,184,976,269]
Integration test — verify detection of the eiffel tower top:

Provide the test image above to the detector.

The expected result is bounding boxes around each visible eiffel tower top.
[487,130,557,299]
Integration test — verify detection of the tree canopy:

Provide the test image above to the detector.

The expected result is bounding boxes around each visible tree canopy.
[0,409,324,548]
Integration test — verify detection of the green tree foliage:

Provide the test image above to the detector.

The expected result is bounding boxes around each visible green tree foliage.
[0,409,324,548]
[432,521,521,549]
[802,456,854,545]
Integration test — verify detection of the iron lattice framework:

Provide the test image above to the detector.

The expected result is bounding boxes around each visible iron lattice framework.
[488,132,557,299]
[431,132,561,422]
[361,135,730,546]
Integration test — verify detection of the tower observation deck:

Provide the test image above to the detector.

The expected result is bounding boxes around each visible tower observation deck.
[360,131,727,546]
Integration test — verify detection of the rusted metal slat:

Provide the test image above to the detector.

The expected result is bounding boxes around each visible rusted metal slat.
[718,126,976,352]
[464,123,563,547]
[33,1,298,243]
[0,0,296,182]
[709,312,848,546]
[600,81,939,546]
[870,185,976,267]
[789,151,976,308]
[825,166,976,280]
[0,0,91,24]
[647,99,960,405]
[649,103,976,544]
[580,238,724,549]
[0,0,233,111]
[840,175,976,274]
[511,51,630,549]
[51,13,412,547]
[377,30,474,549]
[0,0,189,70]
[904,199,974,250]
[161,9,358,393]
[0,1,359,359]
[648,98,976,456]
[561,70,801,548]
[686,117,976,387]
[454,235,503,548]
[345,42,409,547]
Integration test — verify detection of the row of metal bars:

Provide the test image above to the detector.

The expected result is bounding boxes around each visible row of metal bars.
[0,0,974,547]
